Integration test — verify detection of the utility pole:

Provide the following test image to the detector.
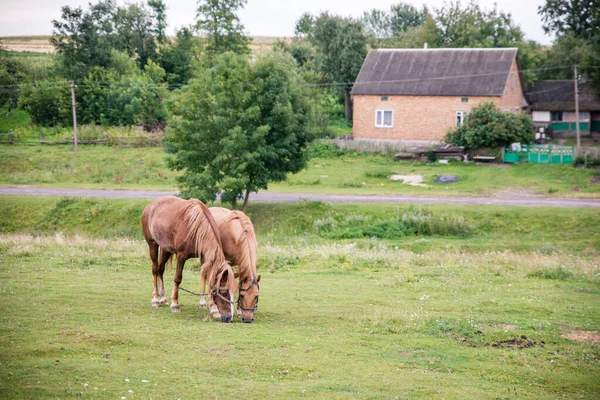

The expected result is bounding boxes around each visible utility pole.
[574,65,580,149]
[70,80,78,153]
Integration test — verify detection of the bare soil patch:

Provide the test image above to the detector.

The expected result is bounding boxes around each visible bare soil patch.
[591,175,600,184]
[561,330,600,344]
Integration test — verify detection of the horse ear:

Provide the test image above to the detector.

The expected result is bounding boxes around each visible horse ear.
[256,274,261,283]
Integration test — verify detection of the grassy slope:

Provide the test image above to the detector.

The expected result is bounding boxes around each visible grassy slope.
[1,145,599,197]
[1,196,599,253]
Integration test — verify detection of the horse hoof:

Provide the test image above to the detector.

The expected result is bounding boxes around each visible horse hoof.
[159,299,169,305]
[170,305,180,313]
[151,301,160,308]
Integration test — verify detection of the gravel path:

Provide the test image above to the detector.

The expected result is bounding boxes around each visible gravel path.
[1,186,599,208]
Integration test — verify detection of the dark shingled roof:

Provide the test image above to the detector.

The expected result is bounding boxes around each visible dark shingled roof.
[525,80,600,112]
[350,48,518,97]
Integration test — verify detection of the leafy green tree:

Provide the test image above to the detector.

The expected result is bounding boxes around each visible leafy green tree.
[389,3,428,35]
[394,14,443,48]
[295,13,315,37]
[18,80,72,126]
[159,27,202,86]
[445,103,534,149]
[164,51,318,211]
[272,39,316,69]
[539,0,599,40]
[435,0,525,48]
[361,9,391,44]
[51,0,167,79]
[195,0,250,58]
[309,12,367,119]
[361,3,428,47]
[539,32,591,80]
[0,46,28,114]
[113,1,164,68]
[78,52,167,129]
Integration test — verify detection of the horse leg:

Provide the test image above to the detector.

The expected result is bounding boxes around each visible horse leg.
[149,241,162,308]
[170,253,186,312]
[156,249,171,305]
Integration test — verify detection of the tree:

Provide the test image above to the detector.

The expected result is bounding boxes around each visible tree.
[51,0,117,79]
[0,46,27,114]
[18,80,72,126]
[394,14,443,48]
[539,32,591,80]
[294,13,315,37]
[159,26,202,86]
[309,12,368,119]
[445,103,534,149]
[361,3,428,48]
[539,0,600,40]
[435,1,525,48]
[389,3,428,36]
[51,0,166,79]
[164,51,318,211]
[195,0,250,58]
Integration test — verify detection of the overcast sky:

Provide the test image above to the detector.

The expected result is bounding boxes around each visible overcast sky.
[1,0,554,45]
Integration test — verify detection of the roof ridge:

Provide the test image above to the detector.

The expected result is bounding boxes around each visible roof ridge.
[375,48,518,52]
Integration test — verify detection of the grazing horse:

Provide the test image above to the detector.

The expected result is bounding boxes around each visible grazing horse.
[210,207,260,323]
[141,196,237,322]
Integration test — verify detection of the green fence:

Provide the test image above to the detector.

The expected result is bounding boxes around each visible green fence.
[503,145,574,164]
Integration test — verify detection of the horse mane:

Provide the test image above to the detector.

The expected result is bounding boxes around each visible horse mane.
[227,210,258,281]
[182,199,236,292]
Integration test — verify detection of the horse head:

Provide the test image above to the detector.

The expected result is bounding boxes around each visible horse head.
[235,272,260,323]
[209,262,237,323]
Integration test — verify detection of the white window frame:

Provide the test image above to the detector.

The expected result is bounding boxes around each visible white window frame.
[456,110,469,126]
[375,109,394,128]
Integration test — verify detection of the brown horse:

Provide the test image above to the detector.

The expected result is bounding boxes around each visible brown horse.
[210,207,260,323]
[141,196,237,322]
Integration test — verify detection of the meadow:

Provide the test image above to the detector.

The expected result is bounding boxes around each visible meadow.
[1,144,600,198]
[0,195,599,399]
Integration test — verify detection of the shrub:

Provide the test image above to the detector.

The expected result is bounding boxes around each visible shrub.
[445,102,534,149]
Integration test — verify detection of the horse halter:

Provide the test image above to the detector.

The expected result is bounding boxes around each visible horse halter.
[237,273,259,312]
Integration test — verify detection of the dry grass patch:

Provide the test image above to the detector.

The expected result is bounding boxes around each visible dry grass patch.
[561,330,600,344]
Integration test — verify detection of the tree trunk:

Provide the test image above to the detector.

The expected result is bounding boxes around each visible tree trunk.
[344,91,353,120]
[231,197,237,210]
[241,189,250,213]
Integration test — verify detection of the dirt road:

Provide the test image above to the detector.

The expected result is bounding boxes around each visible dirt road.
[1,187,599,208]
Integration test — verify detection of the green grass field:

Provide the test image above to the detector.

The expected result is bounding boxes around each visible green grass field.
[1,144,600,198]
[0,196,599,399]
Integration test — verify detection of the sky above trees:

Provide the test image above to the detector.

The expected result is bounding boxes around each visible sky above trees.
[2,0,553,44]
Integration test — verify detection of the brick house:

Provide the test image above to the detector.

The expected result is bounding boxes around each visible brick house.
[350,48,527,143]
[526,80,600,134]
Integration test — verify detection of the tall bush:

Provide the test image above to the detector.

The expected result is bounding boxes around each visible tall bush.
[445,102,534,149]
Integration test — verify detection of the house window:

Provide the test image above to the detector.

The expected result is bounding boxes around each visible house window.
[375,109,393,127]
[550,111,563,121]
[461,97,468,102]
[381,96,388,101]
[456,110,469,126]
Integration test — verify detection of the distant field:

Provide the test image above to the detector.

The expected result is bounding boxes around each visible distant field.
[0,35,287,54]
